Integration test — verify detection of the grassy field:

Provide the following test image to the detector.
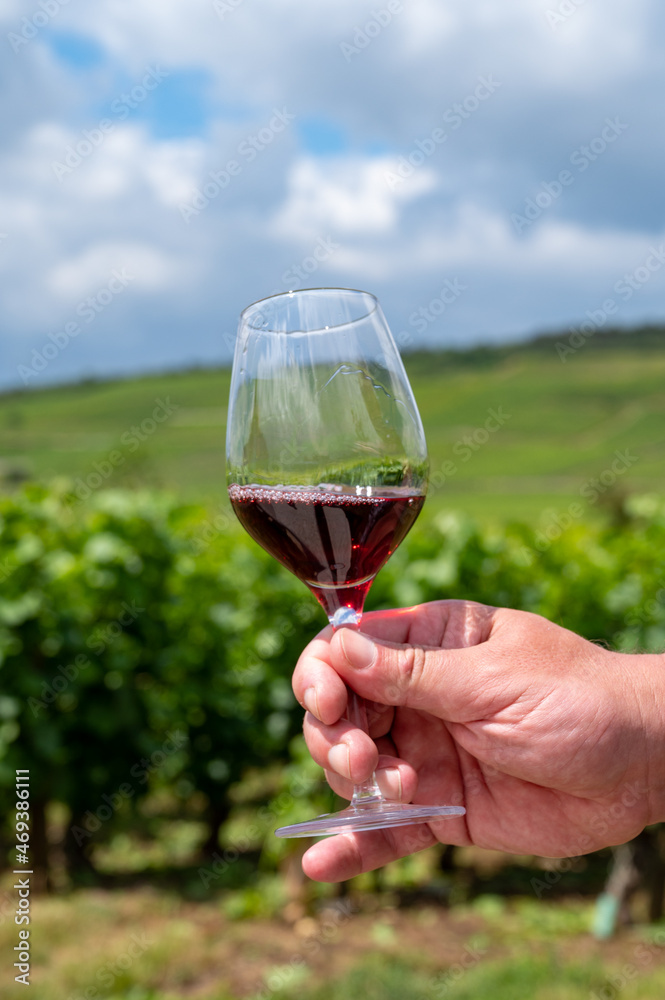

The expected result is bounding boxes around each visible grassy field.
[3,879,665,999]
[1,329,663,523]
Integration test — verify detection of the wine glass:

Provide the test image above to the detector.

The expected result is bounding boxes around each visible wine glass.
[226,287,465,837]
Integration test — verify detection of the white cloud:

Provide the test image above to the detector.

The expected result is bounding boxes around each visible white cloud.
[50,124,207,206]
[318,198,664,288]
[141,138,207,206]
[1,0,665,387]
[46,242,180,300]
[270,155,437,241]
[392,0,458,56]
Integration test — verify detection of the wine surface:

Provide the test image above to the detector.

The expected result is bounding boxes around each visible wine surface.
[228,484,424,620]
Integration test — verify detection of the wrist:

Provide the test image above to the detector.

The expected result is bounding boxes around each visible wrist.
[616,649,665,826]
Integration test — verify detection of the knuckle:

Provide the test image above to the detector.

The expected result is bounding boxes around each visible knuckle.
[397,645,427,703]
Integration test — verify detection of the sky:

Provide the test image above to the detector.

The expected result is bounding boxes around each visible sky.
[1,0,665,390]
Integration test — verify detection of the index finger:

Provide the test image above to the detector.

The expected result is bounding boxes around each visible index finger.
[292,633,349,725]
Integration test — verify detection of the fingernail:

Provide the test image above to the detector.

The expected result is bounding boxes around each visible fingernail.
[328,743,351,779]
[376,767,402,802]
[303,687,320,720]
[338,629,376,669]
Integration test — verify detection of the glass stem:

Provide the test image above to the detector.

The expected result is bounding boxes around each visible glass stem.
[331,614,385,809]
[345,690,384,808]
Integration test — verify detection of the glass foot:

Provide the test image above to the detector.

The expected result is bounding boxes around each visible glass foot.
[275,801,465,838]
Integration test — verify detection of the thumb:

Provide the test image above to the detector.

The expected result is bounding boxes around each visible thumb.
[329,627,481,720]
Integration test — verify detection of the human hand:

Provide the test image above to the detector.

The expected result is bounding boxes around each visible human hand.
[292,600,665,882]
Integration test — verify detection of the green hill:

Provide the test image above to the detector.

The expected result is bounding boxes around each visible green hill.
[1,326,663,523]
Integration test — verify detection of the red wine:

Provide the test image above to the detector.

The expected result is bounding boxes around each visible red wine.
[228,484,425,621]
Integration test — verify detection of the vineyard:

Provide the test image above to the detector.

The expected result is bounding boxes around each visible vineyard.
[2,332,665,998]
[2,483,665,887]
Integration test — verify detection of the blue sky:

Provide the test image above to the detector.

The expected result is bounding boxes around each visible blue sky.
[1,0,665,389]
